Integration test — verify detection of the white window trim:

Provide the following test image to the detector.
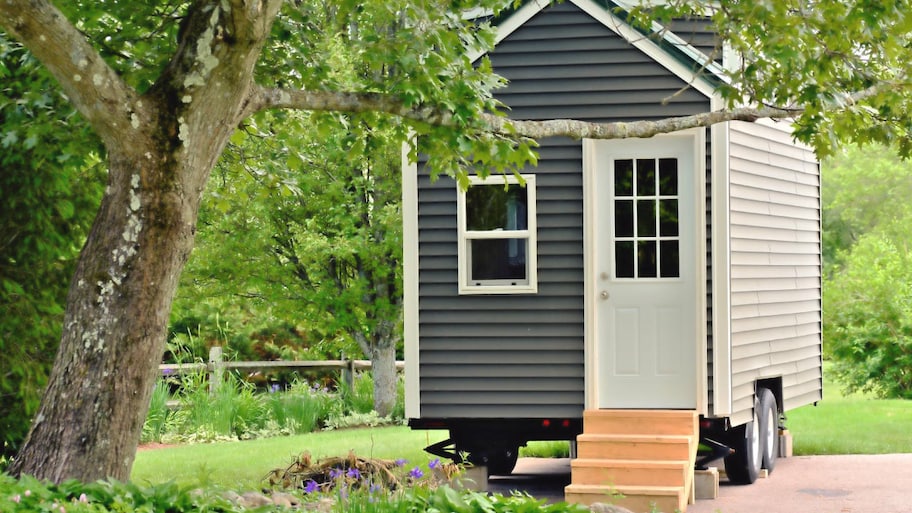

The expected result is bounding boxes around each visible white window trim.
[457,174,538,295]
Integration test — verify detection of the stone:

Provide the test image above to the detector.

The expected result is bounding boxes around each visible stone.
[237,491,272,508]
[694,467,719,500]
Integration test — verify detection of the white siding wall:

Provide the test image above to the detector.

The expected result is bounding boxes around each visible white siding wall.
[727,120,822,426]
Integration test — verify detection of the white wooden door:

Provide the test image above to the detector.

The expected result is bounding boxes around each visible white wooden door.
[591,134,699,409]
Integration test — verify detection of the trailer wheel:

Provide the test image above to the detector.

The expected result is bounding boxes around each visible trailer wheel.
[758,387,779,473]
[723,396,762,484]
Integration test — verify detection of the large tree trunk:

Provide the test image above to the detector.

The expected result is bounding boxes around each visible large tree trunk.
[9,147,198,482]
[3,0,283,483]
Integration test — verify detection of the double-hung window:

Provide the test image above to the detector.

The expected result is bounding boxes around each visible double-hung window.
[457,174,537,294]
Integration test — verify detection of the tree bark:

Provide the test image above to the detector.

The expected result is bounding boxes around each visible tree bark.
[371,336,399,417]
[354,328,399,417]
[9,145,195,482]
[3,0,283,482]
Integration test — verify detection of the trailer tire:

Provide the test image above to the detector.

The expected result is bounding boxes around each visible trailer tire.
[723,396,762,484]
[758,387,779,473]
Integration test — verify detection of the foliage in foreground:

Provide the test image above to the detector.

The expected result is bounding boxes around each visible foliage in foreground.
[0,471,590,513]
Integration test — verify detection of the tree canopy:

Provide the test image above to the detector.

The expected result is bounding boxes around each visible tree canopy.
[822,145,912,398]
[3,0,912,483]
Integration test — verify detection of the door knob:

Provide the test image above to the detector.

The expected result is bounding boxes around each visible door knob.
[600,290,609,299]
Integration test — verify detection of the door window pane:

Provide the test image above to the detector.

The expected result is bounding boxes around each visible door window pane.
[637,199,656,237]
[616,241,635,278]
[660,240,680,278]
[659,158,678,195]
[636,159,656,196]
[637,240,657,278]
[659,199,678,236]
[615,160,634,196]
[615,199,634,237]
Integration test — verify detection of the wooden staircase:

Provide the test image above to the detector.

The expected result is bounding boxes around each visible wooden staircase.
[564,410,699,513]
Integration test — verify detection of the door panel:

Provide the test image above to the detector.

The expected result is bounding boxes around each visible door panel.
[592,135,699,409]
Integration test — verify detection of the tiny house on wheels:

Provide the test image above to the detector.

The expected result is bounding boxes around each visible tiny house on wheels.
[402,1,822,511]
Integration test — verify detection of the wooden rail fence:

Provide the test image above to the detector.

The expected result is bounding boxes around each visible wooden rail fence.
[158,346,404,394]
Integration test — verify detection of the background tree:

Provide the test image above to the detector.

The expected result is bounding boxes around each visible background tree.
[5,0,912,483]
[823,144,912,397]
[0,35,104,459]
[175,109,403,416]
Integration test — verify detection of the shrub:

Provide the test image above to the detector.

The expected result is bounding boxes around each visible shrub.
[141,379,174,443]
[265,381,335,434]
[825,228,912,398]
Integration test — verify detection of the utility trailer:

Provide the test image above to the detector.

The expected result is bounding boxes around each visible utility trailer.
[402,1,821,510]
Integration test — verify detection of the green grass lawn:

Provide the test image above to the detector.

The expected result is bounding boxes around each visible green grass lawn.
[787,370,912,455]
[133,369,912,489]
[131,425,447,489]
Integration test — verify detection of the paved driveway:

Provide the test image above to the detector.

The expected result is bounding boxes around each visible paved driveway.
[488,455,912,513]
[688,454,912,513]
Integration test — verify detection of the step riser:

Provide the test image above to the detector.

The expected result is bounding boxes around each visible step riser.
[583,411,698,437]
[572,466,687,487]
[565,491,684,512]
[576,440,692,460]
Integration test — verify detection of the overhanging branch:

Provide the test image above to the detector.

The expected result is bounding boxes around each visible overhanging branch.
[247,86,798,140]
[247,79,904,141]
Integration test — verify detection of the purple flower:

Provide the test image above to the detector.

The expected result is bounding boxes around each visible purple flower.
[270,383,281,393]
[428,458,441,470]
[346,468,361,479]
[329,468,343,479]
[162,368,174,376]
[369,483,381,494]
[394,458,407,467]
[409,467,424,479]
[304,480,319,494]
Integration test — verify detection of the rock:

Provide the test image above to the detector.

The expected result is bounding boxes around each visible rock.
[302,497,335,512]
[271,491,301,508]
[590,503,635,513]
[237,491,272,508]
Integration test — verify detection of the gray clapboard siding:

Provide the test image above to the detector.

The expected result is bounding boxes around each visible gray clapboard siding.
[415,1,710,419]
[727,121,822,426]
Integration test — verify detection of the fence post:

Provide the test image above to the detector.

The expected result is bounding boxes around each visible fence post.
[342,357,355,391]
[208,346,224,396]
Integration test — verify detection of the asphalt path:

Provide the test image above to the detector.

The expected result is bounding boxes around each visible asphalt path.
[487,454,912,513]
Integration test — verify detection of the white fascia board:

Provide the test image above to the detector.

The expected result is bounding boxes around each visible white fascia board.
[468,0,551,62]
[402,137,421,419]
[709,94,733,417]
[581,139,600,410]
[571,0,718,98]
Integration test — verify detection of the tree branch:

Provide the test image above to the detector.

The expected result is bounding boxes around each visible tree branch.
[0,0,139,148]
[247,78,903,141]
[246,86,795,140]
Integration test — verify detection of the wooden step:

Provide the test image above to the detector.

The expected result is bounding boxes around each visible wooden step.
[564,483,686,512]
[571,458,689,487]
[576,434,694,460]
[583,409,699,436]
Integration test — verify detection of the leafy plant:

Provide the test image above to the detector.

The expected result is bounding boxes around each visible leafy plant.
[824,226,912,398]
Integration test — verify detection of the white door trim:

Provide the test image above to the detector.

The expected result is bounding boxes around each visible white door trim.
[583,129,707,412]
